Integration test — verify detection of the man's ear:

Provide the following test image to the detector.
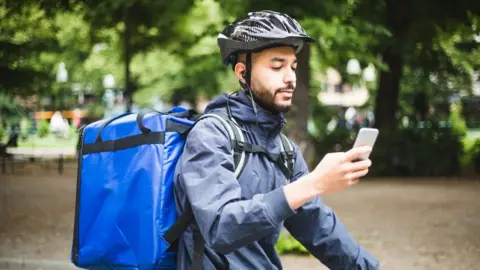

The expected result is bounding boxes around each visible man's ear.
[234,62,247,84]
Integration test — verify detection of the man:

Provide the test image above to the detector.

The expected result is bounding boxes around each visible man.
[174,10,380,269]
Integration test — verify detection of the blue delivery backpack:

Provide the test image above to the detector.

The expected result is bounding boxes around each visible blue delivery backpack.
[71,106,296,270]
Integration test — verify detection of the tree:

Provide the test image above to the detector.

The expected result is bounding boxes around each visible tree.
[81,0,194,112]
[352,0,480,130]
[129,0,236,109]
[0,1,95,112]
[0,2,60,96]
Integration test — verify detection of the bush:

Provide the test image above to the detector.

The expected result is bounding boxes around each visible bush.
[68,121,78,138]
[369,124,464,176]
[313,127,355,161]
[38,119,50,138]
[0,124,5,142]
[275,231,308,255]
[19,118,36,140]
[87,103,106,119]
[449,102,467,134]
[467,139,480,174]
[313,122,465,177]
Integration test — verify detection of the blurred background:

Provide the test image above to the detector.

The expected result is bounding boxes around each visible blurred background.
[0,0,479,269]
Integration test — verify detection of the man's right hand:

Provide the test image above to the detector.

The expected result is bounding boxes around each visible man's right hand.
[283,146,372,210]
[309,146,372,195]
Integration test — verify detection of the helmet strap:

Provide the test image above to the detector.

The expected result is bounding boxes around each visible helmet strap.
[245,52,252,87]
[238,53,260,127]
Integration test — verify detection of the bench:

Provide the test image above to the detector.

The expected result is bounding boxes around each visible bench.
[1,132,75,175]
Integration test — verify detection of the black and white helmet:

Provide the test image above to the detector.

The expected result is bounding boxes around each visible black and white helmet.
[217,10,316,66]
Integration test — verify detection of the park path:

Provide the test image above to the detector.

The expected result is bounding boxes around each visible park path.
[1,162,479,269]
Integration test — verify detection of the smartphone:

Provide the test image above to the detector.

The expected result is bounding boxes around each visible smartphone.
[352,128,379,161]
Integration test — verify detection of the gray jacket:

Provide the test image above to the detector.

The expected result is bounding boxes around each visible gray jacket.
[173,90,380,269]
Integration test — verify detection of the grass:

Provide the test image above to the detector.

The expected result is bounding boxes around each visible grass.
[17,134,77,149]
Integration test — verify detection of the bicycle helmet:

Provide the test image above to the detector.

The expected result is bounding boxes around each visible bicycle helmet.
[218,10,316,121]
[217,10,316,67]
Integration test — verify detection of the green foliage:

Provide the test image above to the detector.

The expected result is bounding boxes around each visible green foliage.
[370,125,465,176]
[53,5,107,96]
[353,0,480,129]
[462,137,480,174]
[37,119,50,138]
[314,122,466,177]
[302,16,388,83]
[275,232,308,255]
[87,103,106,119]
[131,48,184,106]
[19,118,36,139]
[18,134,77,149]
[133,0,237,106]
[0,3,58,96]
[0,124,5,142]
[447,102,480,174]
[314,127,356,155]
[70,121,79,138]
[450,102,468,136]
[1,0,480,178]
[470,140,480,174]
[0,93,24,126]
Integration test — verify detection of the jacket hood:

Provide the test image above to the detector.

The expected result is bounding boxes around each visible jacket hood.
[204,90,287,137]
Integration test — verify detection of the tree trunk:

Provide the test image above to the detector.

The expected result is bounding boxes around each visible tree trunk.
[373,0,411,130]
[373,46,403,130]
[287,44,315,170]
[124,6,133,113]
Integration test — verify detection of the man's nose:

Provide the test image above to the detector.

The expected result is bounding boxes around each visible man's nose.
[284,68,296,85]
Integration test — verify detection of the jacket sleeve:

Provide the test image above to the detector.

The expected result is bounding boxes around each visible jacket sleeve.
[284,143,380,270]
[177,118,296,254]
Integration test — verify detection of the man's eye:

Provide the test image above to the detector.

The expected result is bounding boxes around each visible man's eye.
[292,67,297,71]
[272,67,282,70]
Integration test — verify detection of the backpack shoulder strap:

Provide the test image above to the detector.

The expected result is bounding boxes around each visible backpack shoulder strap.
[183,111,245,270]
[195,111,248,179]
[195,113,296,181]
[279,133,296,180]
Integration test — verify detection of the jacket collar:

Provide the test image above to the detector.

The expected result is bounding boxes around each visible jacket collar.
[204,90,287,138]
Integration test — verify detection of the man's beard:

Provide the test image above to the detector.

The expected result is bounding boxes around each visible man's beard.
[250,79,295,113]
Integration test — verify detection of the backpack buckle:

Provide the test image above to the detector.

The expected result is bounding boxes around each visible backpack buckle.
[283,150,294,161]
[234,140,244,152]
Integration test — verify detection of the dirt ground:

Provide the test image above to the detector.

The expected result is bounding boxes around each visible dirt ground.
[0,161,479,270]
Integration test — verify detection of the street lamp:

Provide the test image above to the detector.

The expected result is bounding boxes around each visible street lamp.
[474,34,480,43]
[363,64,376,82]
[103,74,116,89]
[56,62,68,110]
[56,62,68,83]
[52,62,69,138]
[346,59,361,75]
[103,74,116,118]
[472,71,480,96]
